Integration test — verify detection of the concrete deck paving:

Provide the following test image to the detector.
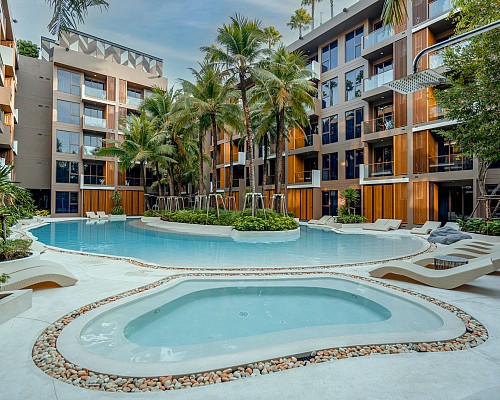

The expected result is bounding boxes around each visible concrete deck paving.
[1,241,500,400]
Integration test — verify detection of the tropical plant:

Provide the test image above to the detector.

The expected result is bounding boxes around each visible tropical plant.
[0,273,9,284]
[251,46,316,209]
[263,26,283,49]
[46,0,109,37]
[97,113,175,210]
[202,14,266,209]
[17,40,39,58]
[110,190,124,215]
[381,0,408,27]
[340,187,361,215]
[288,8,313,39]
[301,0,323,30]
[0,239,32,261]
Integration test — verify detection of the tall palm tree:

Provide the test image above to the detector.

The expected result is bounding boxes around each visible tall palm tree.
[381,0,408,27]
[263,26,283,49]
[175,62,243,207]
[201,14,265,210]
[251,46,316,209]
[97,113,175,210]
[46,0,109,37]
[301,0,323,30]
[288,8,313,39]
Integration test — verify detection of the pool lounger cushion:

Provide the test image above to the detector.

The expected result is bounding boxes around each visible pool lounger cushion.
[411,221,441,235]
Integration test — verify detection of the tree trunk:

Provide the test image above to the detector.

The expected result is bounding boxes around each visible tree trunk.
[261,134,269,198]
[168,165,175,196]
[229,135,234,199]
[311,1,315,29]
[274,109,285,212]
[330,0,334,18]
[198,129,205,195]
[477,159,491,219]
[240,73,257,216]
[155,162,163,208]
[490,182,500,216]
[210,116,219,216]
[141,162,149,210]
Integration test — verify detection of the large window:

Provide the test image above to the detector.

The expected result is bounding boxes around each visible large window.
[57,100,80,125]
[322,152,338,181]
[346,108,364,140]
[56,161,79,183]
[345,149,364,179]
[84,107,105,119]
[57,69,80,95]
[374,59,393,75]
[322,190,338,216]
[84,78,105,90]
[83,162,105,185]
[321,77,338,109]
[55,191,79,214]
[56,130,79,154]
[83,134,104,148]
[322,115,338,145]
[127,88,142,99]
[345,66,364,101]
[345,27,364,62]
[321,40,338,72]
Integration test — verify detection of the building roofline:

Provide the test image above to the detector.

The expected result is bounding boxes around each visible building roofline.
[41,28,164,63]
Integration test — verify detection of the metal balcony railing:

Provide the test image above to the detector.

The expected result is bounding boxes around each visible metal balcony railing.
[428,154,473,173]
[363,25,394,50]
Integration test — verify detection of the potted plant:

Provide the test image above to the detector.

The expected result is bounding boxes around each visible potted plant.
[109,190,127,220]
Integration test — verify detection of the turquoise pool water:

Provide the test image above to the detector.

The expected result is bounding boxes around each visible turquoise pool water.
[32,219,424,268]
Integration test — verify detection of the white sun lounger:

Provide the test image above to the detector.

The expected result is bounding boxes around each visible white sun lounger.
[363,219,401,231]
[444,222,460,230]
[369,257,494,289]
[86,211,99,219]
[410,221,441,235]
[96,211,110,219]
[308,215,332,225]
[411,249,500,270]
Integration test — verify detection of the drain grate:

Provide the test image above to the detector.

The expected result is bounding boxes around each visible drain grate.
[239,311,248,317]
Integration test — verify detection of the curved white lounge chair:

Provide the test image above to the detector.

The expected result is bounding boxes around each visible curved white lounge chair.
[308,216,333,225]
[411,221,441,235]
[86,211,99,219]
[96,211,110,219]
[369,257,494,289]
[363,219,401,231]
[411,249,500,270]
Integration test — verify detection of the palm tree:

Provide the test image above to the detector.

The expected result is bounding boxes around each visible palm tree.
[340,188,361,215]
[97,113,175,210]
[263,26,283,49]
[381,0,408,27]
[46,0,109,37]
[288,8,313,39]
[175,62,243,209]
[301,0,323,30]
[201,14,265,211]
[251,46,316,209]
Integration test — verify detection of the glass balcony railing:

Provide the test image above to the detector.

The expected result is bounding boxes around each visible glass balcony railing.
[305,60,320,80]
[293,135,314,149]
[428,154,473,173]
[429,51,445,69]
[83,85,107,100]
[363,114,394,134]
[428,0,452,19]
[363,25,394,50]
[83,175,107,185]
[82,145,101,156]
[364,69,394,92]
[429,104,447,121]
[126,96,143,107]
[84,115,107,128]
[294,171,313,183]
[367,161,394,177]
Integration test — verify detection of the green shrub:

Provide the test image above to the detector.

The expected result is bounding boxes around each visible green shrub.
[0,273,9,284]
[458,218,500,236]
[0,239,32,261]
[110,191,124,215]
[233,215,299,231]
[337,214,368,224]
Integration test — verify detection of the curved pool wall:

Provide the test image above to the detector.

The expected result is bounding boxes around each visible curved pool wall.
[57,276,465,377]
[31,220,427,268]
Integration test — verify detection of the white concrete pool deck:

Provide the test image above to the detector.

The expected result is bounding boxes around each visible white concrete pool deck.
[1,232,500,399]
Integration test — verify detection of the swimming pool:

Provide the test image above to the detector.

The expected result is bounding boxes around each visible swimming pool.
[57,277,464,376]
[31,219,426,268]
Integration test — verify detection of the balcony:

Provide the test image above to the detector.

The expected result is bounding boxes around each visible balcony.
[84,115,107,129]
[362,26,395,60]
[288,169,320,189]
[363,115,395,135]
[83,85,107,101]
[362,70,393,102]
[126,96,143,107]
[363,26,394,50]
[81,145,103,158]
[428,154,473,173]
[429,104,446,121]
[290,133,320,155]
[80,174,115,190]
[428,0,452,20]
[367,161,394,178]
[429,51,445,69]
[305,60,320,82]
[305,97,320,117]
[0,44,15,77]
[13,108,18,124]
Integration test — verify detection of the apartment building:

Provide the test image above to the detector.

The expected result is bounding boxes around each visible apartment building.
[0,0,18,178]
[215,0,498,225]
[16,29,167,216]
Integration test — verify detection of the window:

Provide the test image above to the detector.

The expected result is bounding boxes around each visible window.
[322,190,338,216]
[345,66,364,101]
[57,100,80,125]
[83,162,105,185]
[345,108,364,140]
[125,167,142,186]
[56,130,79,154]
[127,88,142,99]
[84,107,105,119]
[322,153,338,181]
[56,161,79,183]
[57,69,80,95]
[374,103,394,132]
[321,40,338,72]
[321,77,338,109]
[345,149,364,179]
[374,59,393,75]
[55,191,79,214]
[373,20,383,31]
[84,78,105,90]
[322,115,338,145]
[83,134,104,148]
[345,26,364,62]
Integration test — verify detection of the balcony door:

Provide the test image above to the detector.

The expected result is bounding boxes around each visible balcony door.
[373,145,393,176]
[374,103,394,132]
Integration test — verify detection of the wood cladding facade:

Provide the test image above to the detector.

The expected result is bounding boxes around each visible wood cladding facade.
[363,183,408,223]
[288,188,313,221]
[393,134,408,175]
[82,189,144,216]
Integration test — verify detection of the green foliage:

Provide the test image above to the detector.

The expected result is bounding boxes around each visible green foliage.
[17,39,39,58]
[35,209,50,217]
[340,188,361,215]
[0,273,9,284]
[287,8,312,38]
[233,215,299,231]
[0,239,32,261]
[46,0,109,36]
[337,215,368,224]
[110,190,124,215]
[457,219,500,236]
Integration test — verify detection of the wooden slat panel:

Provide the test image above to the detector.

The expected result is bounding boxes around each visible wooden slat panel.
[413,28,429,70]
[412,0,428,28]
[394,92,407,128]
[363,186,373,222]
[107,77,116,101]
[394,134,408,175]
[106,162,115,186]
[383,185,394,219]
[119,79,127,103]
[374,185,383,221]
[394,183,408,223]
[394,38,407,80]
[413,130,429,174]
[413,182,428,224]
[107,105,115,130]
[394,0,407,33]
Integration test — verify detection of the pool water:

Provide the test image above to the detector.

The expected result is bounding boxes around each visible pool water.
[32,220,424,268]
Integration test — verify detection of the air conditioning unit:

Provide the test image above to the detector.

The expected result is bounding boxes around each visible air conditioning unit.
[0,157,5,167]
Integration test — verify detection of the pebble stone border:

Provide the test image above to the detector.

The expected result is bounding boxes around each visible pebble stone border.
[32,270,488,393]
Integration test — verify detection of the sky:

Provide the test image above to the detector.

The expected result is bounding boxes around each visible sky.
[10,0,356,84]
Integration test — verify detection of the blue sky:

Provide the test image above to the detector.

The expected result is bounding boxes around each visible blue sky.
[10,0,355,84]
